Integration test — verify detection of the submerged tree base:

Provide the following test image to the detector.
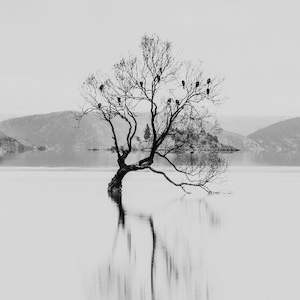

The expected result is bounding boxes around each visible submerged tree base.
[107,168,130,227]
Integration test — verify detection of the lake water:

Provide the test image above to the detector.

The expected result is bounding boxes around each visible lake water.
[1,149,300,167]
[0,167,299,300]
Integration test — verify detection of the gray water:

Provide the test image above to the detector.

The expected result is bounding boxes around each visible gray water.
[1,149,299,167]
[0,167,299,300]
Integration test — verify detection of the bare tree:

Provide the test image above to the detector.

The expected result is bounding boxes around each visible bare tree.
[80,34,225,227]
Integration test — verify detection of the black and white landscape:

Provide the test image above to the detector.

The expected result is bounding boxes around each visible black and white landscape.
[1,1,300,300]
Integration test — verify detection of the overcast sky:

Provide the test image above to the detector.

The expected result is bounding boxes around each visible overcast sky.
[1,0,299,117]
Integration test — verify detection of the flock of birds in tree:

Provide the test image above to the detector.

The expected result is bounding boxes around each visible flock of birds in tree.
[97,77,211,110]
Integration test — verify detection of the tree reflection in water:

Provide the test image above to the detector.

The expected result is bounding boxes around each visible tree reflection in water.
[95,195,220,300]
[93,152,224,300]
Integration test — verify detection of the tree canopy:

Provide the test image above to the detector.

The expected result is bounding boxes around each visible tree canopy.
[80,34,225,194]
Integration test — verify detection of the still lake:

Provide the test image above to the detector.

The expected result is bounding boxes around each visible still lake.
[1,148,300,167]
[0,154,299,299]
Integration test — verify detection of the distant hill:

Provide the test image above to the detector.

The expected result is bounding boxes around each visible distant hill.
[0,111,240,153]
[0,111,149,152]
[248,117,300,154]
[217,129,262,152]
[218,115,288,136]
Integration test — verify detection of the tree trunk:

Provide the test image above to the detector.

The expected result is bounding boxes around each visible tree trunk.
[107,167,130,227]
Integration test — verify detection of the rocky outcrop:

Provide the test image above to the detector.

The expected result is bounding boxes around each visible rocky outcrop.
[0,131,31,157]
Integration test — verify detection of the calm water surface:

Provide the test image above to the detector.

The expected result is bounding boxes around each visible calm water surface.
[0,167,299,300]
[2,149,300,167]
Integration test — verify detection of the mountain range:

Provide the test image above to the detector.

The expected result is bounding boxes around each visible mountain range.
[0,111,149,151]
[0,111,246,152]
[247,117,300,164]
[0,111,299,165]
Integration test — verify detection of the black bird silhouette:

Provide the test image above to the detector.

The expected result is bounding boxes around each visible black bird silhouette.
[182,80,185,88]
[195,81,200,88]
[207,78,211,85]
[117,97,121,104]
[139,81,143,88]
[206,88,210,95]
[97,103,101,109]
[159,67,163,74]
[175,99,180,106]
[99,84,104,92]
[167,98,172,104]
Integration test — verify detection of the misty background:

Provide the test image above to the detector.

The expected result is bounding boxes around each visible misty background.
[1,0,300,118]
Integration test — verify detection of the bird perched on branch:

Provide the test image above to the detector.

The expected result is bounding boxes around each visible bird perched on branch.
[181,80,185,88]
[97,103,101,109]
[117,97,121,104]
[195,81,200,88]
[159,67,163,74]
[207,78,211,85]
[99,84,104,92]
[167,98,172,104]
[175,99,180,106]
[206,88,210,95]
[139,81,143,88]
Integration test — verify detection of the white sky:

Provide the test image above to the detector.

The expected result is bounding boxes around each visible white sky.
[0,0,299,116]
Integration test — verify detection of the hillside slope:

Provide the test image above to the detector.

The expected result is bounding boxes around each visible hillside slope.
[0,111,149,152]
[248,117,300,154]
[0,111,243,153]
[218,115,288,136]
[217,129,261,152]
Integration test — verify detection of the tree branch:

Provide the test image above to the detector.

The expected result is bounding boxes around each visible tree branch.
[148,167,211,194]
